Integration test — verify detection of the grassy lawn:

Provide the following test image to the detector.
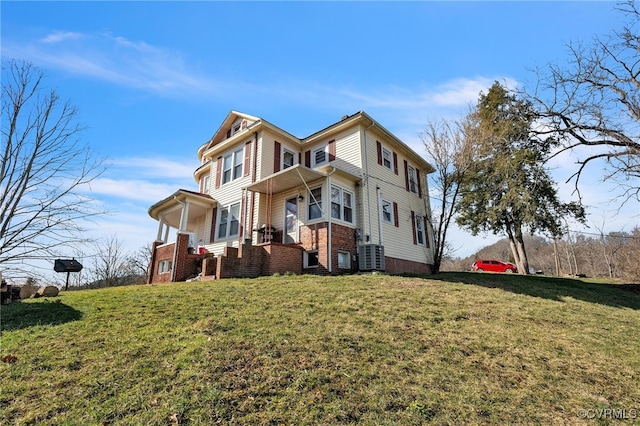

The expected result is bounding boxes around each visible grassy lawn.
[1,273,639,425]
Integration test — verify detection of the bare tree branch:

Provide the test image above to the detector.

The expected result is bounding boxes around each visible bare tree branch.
[0,59,109,276]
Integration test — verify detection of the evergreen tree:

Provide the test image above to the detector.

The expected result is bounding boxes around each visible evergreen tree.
[457,82,585,274]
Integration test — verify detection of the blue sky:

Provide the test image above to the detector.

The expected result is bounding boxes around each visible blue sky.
[2,1,638,266]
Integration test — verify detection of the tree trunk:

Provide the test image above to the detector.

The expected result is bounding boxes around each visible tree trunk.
[513,225,530,275]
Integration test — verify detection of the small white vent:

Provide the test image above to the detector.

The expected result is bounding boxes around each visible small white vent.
[359,244,385,271]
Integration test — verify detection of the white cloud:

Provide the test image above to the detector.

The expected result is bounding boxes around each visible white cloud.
[85,178,179,203]
[5,32,220,98]
[111,156,198,180]
[39,31,84,44]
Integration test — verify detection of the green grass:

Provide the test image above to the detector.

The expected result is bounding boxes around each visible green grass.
[1,273,639,425]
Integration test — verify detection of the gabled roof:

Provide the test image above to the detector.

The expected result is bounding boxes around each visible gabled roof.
[200,110,260,153]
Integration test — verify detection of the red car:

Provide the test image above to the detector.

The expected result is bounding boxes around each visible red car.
[471,259,517,273]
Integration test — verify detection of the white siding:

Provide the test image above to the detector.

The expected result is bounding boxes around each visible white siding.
[360,126,434,265]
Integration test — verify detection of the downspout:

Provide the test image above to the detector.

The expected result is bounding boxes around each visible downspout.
[326,167,337,273]
[376,186,384,246]
[363,119,376,243]
[249,131,258,243]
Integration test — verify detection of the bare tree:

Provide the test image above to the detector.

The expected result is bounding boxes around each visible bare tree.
[1,59,108,276]
[419,116,472,273]
[527,1,640,205]
[89,235,128,287]
[124,243,153,282]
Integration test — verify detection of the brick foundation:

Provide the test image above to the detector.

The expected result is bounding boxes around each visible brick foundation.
[384,256,433,275]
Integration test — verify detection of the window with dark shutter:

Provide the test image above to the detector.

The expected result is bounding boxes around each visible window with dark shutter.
[393,152,398,175]
[411,210,417,245]
[274,141,281,173]
[393,202,399,227]
[244,142,251,177]
[215,157,222,189]
[404,160,410,192]
[328,139,336,162]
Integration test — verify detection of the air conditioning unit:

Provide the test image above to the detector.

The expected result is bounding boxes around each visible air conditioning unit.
[358,244,385,271]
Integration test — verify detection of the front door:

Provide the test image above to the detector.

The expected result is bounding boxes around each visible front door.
[284,197,298,243]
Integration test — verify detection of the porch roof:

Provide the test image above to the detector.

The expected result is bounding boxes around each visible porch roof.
[244,164,326,194]
[148,189,216,230]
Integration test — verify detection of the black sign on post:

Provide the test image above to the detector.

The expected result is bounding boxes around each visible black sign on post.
[54,259,83,290]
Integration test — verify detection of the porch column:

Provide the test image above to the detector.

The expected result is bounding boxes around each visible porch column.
[156,214,166,242]
[179,201,190,233]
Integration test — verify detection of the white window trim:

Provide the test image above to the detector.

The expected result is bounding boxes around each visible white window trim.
[415,214,426,246]
[382,147,392,170]
[217,202,241,241]
[337,251,351,269]
[381,199,393,224]
[158,260,172,274]
[304,251,319,268]
[231,120,242,136]
[202,175,210,193]
[330,185,354,224]
[222,147,244,185]
[408,165,418,194]
[312,145,328,167]
[308,186,323,221]
[282,148,297,169]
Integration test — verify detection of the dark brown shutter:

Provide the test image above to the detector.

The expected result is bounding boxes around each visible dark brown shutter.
[376,141,382,165]
[417,169,422,198]
[210,207,218,243]
[215,156,222,188]
[226,129,231,139]
[393,202,399,227]
[304,150,311,167]
[393,152,398,175]
[328,139,336,162]
[274,141,281,173]
[411,210,417,245]
[424,216,430,248]
[243,141,251,177]
[404,160,410,192]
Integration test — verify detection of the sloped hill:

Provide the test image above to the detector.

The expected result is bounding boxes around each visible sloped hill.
[1,274,638,425]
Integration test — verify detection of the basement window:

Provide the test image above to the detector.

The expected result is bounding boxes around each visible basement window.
[338,251,351,269]
[158,260,172,274]
[304,251,319,268]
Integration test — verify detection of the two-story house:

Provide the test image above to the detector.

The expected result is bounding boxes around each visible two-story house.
[147,111,435,283]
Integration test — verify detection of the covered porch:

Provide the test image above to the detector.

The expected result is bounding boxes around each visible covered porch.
[147,189,216,283]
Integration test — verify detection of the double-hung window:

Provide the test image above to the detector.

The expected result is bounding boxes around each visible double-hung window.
[415,214,426,246]
[381,200,393,223]
[408,165,418,194]
[382,148,392,170]
[330,185,354,223]
[283,149,296,169]
[222,148,244,185]
[217,203,240,240]
[308,187,323,220]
